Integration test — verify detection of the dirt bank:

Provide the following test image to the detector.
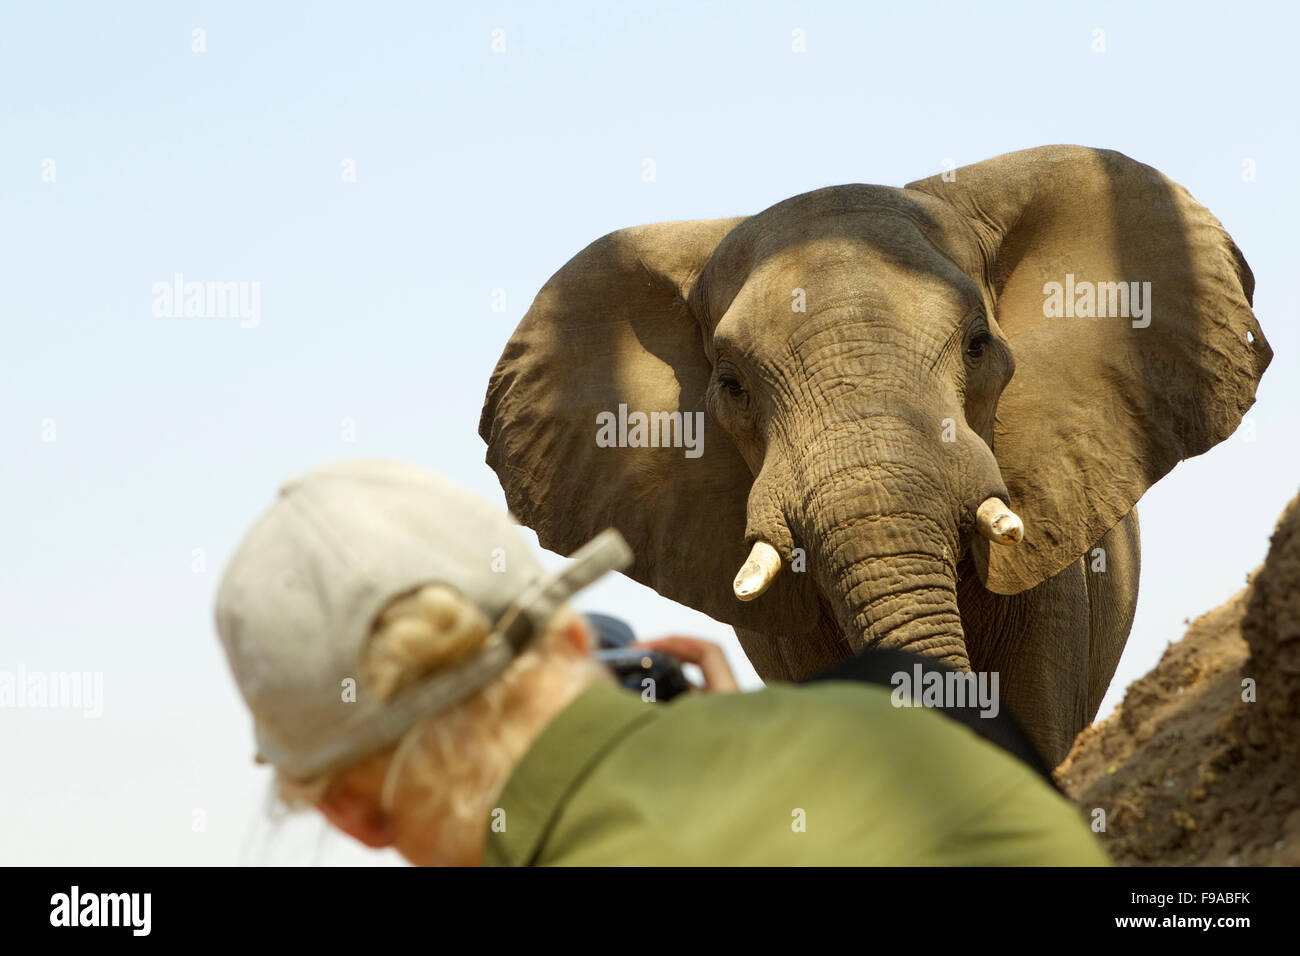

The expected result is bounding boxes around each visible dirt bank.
[1058,491,1300,865]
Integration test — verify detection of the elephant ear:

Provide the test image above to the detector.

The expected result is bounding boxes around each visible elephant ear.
[479,219,822,633]
[908,146,1271,595]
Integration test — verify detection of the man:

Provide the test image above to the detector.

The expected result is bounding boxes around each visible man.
[215,459,1109,866]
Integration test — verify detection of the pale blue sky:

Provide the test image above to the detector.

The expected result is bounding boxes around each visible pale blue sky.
[3,1,1296,864]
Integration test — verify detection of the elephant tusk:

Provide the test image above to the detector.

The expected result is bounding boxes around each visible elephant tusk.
[733,540,782,601]
[976,497,1024,546]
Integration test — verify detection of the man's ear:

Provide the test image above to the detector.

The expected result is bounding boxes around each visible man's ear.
[316,780,396,849]
[562,615,592,656]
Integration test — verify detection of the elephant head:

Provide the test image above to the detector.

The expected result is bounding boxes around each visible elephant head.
[479,146,1270,682]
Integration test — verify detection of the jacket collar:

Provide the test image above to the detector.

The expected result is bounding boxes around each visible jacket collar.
[482,680,659,866]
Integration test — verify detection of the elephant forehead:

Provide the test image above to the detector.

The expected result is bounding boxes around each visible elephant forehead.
[739,183,967,261]
[715,240,979,348]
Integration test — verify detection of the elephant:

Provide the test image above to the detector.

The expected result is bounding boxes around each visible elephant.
[479,146,1271,766]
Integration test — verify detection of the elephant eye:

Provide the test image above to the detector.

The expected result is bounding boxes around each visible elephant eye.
[966,331,991,358]
[718,374,744,397]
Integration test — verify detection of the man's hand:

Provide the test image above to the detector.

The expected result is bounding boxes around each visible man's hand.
[632,636,739,693]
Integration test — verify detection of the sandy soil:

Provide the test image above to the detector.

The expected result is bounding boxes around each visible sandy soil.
[1058,490,1300,865]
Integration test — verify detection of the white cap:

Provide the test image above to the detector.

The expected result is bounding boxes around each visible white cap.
[214,459,632,780]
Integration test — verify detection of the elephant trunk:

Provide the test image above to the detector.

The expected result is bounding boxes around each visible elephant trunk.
[793,448,972,671]
[821,511,969,670]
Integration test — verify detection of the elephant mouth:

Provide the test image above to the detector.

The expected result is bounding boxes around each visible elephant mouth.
[733,495,1024,606]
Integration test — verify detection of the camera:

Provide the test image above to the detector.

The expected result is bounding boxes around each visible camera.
[585,613,692,702]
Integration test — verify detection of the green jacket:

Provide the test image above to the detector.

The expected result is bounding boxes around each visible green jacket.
[482,679,1109,866]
